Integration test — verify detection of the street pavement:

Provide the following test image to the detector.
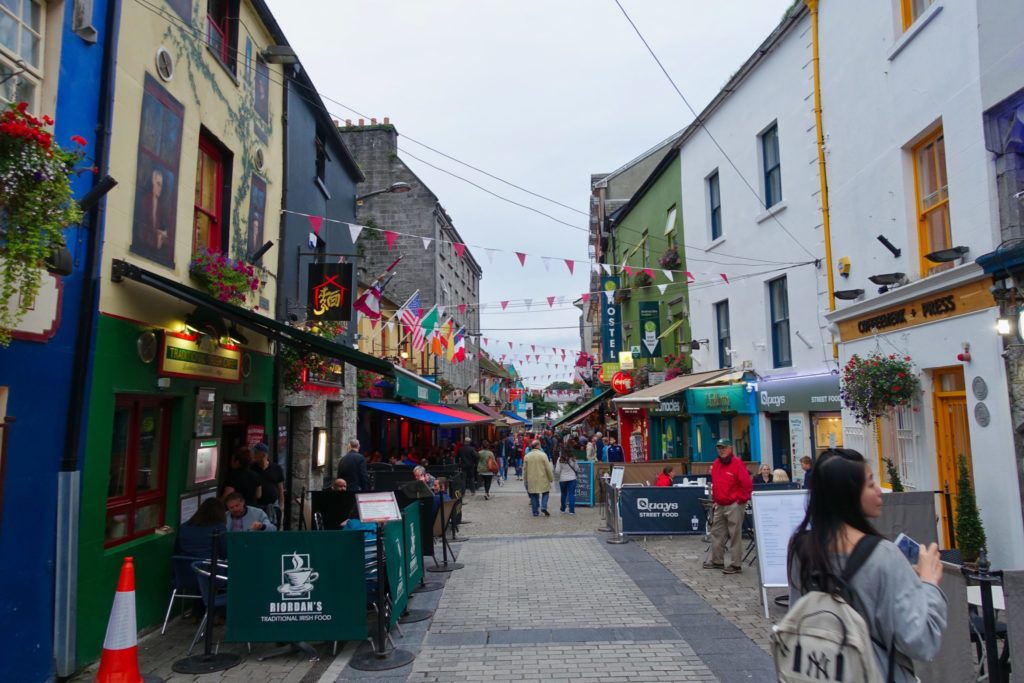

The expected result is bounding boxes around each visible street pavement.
[73,475,778,682]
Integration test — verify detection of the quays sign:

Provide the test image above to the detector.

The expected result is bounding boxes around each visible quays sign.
[618,487,706,535]
[226,531,368,642]
[757,373,841,413]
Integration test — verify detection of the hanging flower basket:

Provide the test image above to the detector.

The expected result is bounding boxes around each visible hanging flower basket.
[634,270,653,288]
[282,321,348,393]
[840,352,920,424]
[658,246,680,270]
[189,249,260,307]
[614,287,631,304]
[0,102,87,346]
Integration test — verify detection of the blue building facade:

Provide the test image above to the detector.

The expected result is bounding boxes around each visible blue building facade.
[0,1,113,680]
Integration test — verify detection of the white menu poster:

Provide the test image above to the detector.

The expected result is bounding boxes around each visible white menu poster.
[356,492,402,523]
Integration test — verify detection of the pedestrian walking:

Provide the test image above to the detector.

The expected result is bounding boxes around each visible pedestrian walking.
[704,438,753,574]
[477,440,497,499]
[554,449,579,513]
[513,433,525,480]
[523,439,553,517]
[786,448,947,682]
[458,437,479,496]
[585,435,597,462]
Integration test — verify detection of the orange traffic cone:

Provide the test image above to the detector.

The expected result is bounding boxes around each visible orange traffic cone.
[96,556,144,683]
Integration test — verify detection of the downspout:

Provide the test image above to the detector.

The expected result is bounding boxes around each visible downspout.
[55,0,121,677]
[276,69,290,528]
[805,0,838,359]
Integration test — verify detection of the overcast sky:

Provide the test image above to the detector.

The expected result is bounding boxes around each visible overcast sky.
[265,0,794,388]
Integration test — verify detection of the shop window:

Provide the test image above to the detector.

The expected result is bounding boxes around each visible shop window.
[913,127,952,276]
[900,0,934,31]
[714,300,730,369]
[761,123,782,208]
[205,0,239,74]
[769,276,791,368]
[707,171,722,240]
[192,132,229,255]
[106,397,170,546]
[0,0,43,110]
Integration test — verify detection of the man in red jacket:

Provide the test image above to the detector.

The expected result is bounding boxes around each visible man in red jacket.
[704,438,753,574]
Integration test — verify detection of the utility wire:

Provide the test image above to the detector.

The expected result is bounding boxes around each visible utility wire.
[612,0,817,261]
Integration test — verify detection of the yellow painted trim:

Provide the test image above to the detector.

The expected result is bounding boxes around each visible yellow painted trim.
[912,127,952,278]
[805,0,837,358]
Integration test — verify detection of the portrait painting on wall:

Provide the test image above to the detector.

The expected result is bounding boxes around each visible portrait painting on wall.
[254,57,269,123]
[131,74,184,268]
[247,175,267,259]
[165,0,191,23]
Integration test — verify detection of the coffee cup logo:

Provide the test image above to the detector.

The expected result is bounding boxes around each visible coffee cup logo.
[278,552,319,600]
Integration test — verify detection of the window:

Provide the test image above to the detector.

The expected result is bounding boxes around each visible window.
[0,0,43,110]
[314,131,329,197]
[714,300,730,369]
[664,205,677,235]
[901,0,935,30]
[761,124,782,208]
[708,171,722,240]
[193,134,225,254]
[913,128,952,276]
[106,397,170,546]
[769,276,791,367]
[877,405,917,489]
[206,0,239,73]
[641,231,650,268]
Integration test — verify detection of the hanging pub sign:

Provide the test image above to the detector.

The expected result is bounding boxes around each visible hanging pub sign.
[639,301,661,358]
[160,330,241,382]
[307,263,353,321]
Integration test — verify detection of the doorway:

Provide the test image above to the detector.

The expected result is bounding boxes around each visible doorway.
[769,415,790,472]
[933,367,974,546]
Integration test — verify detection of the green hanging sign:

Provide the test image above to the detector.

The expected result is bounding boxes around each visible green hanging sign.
[403,502,424,592]
[383,520,408,629]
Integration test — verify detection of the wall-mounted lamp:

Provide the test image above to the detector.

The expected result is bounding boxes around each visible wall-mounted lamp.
[877,235,902,258]
[313,427,328,469]
[261,45,299,64]
[225,324,248,346]
[400,350,409,359]
[356,182,412,205]
[996,318,1013,335]
[247,240,274,264]
[689,339,710,351]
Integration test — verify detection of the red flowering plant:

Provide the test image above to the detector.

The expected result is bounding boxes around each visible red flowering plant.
[280,321,347,393]
[188,248,260,307]
[663,353,690,380]
[840,352,921,425]
[0,102,87,345]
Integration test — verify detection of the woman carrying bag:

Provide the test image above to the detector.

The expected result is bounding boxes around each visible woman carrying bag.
[554,450,580,514]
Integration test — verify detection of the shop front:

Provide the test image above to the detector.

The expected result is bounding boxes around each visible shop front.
[686,382,760,462]
[826,265,1024,567]
[611,369,731,462]
[552,389,613,433]
[756,372,842,477]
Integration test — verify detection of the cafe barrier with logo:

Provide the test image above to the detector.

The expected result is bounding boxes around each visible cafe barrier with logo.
[402,502,424,592]
[576,461,594,507]
[617,487,706,536]
[226,531,368,643]
[383,520,409,630]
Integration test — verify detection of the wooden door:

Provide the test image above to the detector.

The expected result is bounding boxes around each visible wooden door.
[933,367,973,546]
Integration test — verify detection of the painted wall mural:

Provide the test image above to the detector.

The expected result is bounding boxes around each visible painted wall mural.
[130,74,184,268]
[247,174,267,258]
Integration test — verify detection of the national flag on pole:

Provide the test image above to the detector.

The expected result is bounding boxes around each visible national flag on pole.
[353,272,395,321]
[417,306,438,352]
[452,328,465,363]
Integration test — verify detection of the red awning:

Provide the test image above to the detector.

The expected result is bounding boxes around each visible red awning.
[416,403,494,424]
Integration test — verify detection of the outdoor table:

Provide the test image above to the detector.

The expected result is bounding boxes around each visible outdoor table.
[968,585,1006,611]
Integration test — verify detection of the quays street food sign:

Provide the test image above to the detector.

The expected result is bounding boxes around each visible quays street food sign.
[618,486,706,535]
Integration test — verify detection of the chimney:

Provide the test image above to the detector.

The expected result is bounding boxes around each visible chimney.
[370,117,377,125]
[383,117,390,125]
[344,119,352,127]
[358,118,364,126]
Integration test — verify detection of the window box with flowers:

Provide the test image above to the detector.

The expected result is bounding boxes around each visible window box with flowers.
[189,249,261,307]
[0,103,87,345]
[280,321,350,393]
[840,352,921,425]
[663,353,691,380]
[634,270,653,289]
[614,287,632,305]
[659,246,680,270]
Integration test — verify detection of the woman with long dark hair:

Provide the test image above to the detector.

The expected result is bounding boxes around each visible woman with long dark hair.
[787,449,947,681]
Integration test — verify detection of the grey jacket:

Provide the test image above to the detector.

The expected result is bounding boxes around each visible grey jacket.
[226,505,276,532]
[789,538,947,682]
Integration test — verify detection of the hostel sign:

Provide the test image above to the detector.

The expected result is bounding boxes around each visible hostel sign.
[600,276,622,362]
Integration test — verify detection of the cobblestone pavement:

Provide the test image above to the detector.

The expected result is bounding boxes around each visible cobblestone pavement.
[640,535,790,653]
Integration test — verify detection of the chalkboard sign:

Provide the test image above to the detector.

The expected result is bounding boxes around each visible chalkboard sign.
[751,489,808,617]
[575,460,594,507]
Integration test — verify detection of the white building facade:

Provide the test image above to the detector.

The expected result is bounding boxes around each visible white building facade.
[678,5,839,476]
[819,0,1024,568]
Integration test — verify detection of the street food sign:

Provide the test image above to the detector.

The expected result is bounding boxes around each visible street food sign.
[307,263,353,321]
[226,531,367,642]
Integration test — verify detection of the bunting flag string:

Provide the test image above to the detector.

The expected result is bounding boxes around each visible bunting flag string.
[421,236,432,250]
[384,230,398,249]
[453,242,466,259]
[515,252,527,266]
[565,259,575,275]
[307,215,323,235]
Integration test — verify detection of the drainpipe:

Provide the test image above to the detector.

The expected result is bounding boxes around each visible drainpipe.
[54,0,121,677]
[805,0,838,359]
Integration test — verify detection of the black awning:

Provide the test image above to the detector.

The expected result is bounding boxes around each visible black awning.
[111,259,395,376]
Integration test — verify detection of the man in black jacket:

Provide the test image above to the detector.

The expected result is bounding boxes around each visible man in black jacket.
[337,438,370,492]
[457,437,478,496]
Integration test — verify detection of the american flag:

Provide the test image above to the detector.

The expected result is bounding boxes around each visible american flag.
[399,290,425,349]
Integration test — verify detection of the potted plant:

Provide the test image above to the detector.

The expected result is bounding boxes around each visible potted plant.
[883,457,905,492]
[634,270,653,288]
[0,102,87,345]
[955,454,986,565]
[189,249,261,307]
[839,352,921,424]
[659,246,680,270]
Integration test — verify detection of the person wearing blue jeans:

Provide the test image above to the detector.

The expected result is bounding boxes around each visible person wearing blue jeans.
[523,440,553,517]
[554,453,579,513]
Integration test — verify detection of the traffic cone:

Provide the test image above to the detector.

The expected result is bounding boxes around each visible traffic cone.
[96,556,143,683]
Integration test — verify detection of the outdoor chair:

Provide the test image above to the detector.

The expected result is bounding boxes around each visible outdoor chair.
[161,555,204,635]
[430,498,457,567]
[188,560,229,655]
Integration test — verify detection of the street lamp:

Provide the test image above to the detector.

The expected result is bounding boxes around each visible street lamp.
[355,181,412,205]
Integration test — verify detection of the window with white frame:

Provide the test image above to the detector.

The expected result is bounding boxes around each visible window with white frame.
[664,205,677,235]
[0,0,43,110]
[761,123,782,208]
[707,171,722,240]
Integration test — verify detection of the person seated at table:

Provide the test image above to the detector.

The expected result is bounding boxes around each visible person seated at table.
[413,465,440,493]
[400,450,419,467]
[176,497,228,559]
[368,450,383,464]
[757,463,774,484]
[655,465,675,487]
[224,492,276,531]
[773,468,790,483]
[330,478,348,492]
